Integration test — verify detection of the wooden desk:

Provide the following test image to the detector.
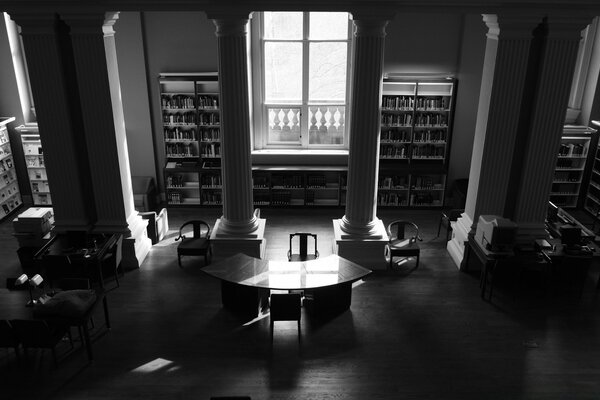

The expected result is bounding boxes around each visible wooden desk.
[0,288,110,361]
[202,253,372,318]
[34,233,120,289]
[461,236,514,301]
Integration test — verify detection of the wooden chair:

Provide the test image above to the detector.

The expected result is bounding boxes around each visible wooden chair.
[287,233,319,262]
[10,319,72,365]
[384,220,422,269]
[269,293,302,343]
[100,234,124,291]
[0,320,21,362]
[175,220,212,267]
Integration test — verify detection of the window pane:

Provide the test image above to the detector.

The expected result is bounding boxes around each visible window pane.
[309,42,347,102]
[309,12,349,40]
[264,12,303,39]
[309,105,345,145]
[268,107,301,144]
[264,42,302,103]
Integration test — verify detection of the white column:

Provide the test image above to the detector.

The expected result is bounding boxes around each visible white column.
[447,14,542,268]
[511,15,593,242]
[333,14,391,269]
[208,12,265,259]
[11,13,95,232]
[62,12,151,269]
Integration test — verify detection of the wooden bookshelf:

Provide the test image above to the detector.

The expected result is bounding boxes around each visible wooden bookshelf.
[379,77,456,208]
[552,125,595,209]
[0,117,22,219]
[160,73,222,207]
[16,124,52,207]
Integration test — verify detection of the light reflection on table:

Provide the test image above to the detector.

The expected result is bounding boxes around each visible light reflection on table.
[202,253,371,290]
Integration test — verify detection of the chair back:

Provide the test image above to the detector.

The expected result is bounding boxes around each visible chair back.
[270,293,302,322]
[0,320,19,347]
[176,220,211,241]
[288,233,319,261]
[387,220,420,243]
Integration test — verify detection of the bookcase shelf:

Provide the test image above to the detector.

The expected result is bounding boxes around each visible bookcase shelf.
[160,73,222,207]
[551,126,595,209]
[379,77,456,208]
[0,117,22,219]
[16,123,52,208]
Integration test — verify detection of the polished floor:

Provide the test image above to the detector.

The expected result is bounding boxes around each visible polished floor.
[1,207,600,400]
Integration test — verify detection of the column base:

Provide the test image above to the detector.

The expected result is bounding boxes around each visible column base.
[333,219,389,270]
[338,215,385,239]
[120,213,151,271]
[210,217,266,259]
[447,212,472,270]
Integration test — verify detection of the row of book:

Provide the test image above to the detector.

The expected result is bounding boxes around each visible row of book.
[28,169,47,180]
[413,130,446,142]
[381,130,411,142]
[31,181,50,193]
[558,143,586,157]
[556,158,582,169]
[199,113,220,126]
[162,111,196,125]
[412,176,444,190]
[201,174,222,187]
[167,192,185,204]
[272,174,303,188]
[410,193,442,206]
[554,171,580,182]
[201,192,222,204]
[166,174,188,188]
[201,143,221,158]
[201,128,220,141]
[0,157,13,173]
[161,94,195,109]
[164,127,198,141]
[415,96,450,111]
[166,143,196,157]
[414,114,447,127]
[378,192,408,206]
[197,96,219,109]
[412,145,446,158]
[380,144,409,159]
[378,176,408,190]
[382,95,414,110]
[382,113,412,127]
[25,155,45,168]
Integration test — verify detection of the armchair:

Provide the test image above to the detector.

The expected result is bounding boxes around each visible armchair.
[175,220,212,267]
[384,220,422,269]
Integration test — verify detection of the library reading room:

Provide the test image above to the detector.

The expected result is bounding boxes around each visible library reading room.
[2,0,600,399]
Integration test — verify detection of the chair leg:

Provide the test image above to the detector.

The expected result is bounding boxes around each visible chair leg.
[178,254,182,268]
[270,321,274,344]
[437,216,443,238]
[416,254,420,268]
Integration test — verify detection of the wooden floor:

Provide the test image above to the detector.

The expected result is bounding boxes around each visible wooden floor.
[2,207,600,400]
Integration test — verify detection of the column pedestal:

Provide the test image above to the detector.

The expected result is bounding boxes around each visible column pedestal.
[333,219,389,270]
[447,213,472,269]
[210,218,266,260]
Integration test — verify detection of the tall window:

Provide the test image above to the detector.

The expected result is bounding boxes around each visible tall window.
[252,12,351,149]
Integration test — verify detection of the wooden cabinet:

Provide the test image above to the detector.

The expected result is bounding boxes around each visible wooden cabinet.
[160,73,222,206]
[379,77,456,208]
[0,117,22,220]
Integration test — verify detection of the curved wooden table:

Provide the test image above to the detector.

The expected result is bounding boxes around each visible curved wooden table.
[202,253,371,318]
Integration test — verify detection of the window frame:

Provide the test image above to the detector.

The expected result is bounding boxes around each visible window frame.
[251,11,352,150]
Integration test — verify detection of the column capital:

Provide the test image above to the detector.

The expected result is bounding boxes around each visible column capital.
[350,13,390,38]
[8,12,57,34]
[483,14,544,40]
[103,12,120,37]
[545,14,594,39]
[211,15,251,37]
[60,12,107,36]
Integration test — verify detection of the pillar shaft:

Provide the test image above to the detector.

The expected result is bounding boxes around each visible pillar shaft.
[339,17,388,238]
[212,16,258,235]
[512,16,592,239]
[12,13,94,232]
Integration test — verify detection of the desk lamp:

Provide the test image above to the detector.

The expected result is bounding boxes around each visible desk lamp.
[15,273,44,307]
